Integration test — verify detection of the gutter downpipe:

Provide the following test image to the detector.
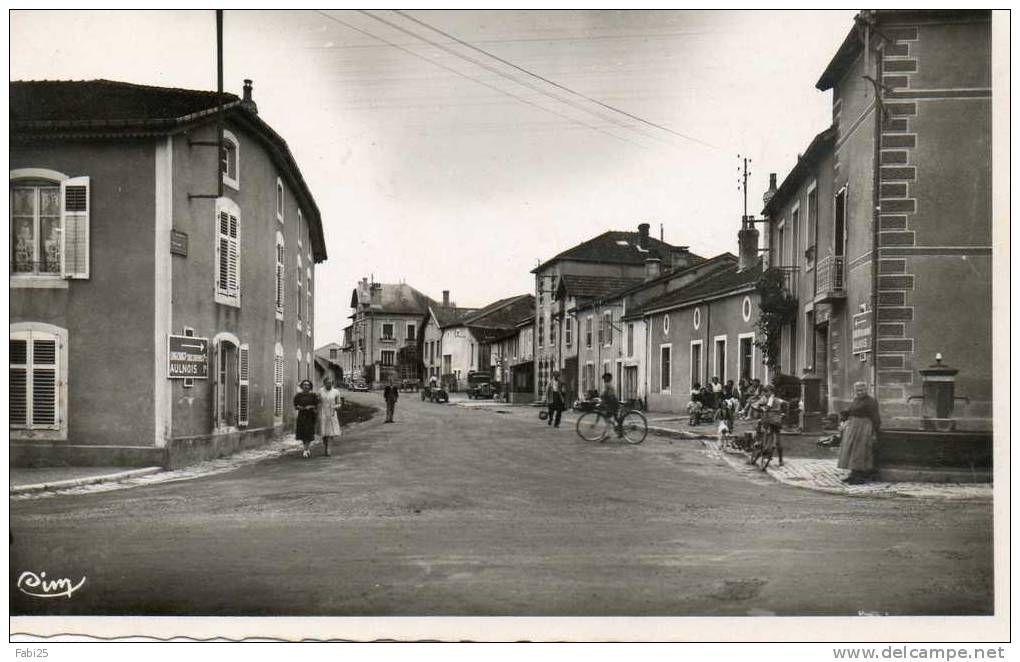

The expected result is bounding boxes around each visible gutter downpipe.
[866,14,882,396]
[216,9,224,199]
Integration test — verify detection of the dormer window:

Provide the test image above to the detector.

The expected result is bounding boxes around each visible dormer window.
[221,130,239,190]
[276,177,284,223]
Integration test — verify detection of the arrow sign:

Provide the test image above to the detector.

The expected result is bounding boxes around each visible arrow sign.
[168,334,210,379]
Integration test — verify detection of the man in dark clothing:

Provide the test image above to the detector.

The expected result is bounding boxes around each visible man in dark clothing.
[383,382,399,423]
[600,372,623,437]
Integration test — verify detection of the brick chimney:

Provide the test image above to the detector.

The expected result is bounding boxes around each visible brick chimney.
[637,222,650,246]
[762,172,778,209]
[442,290,450,307]
[644,257,662,281]
[241,79,258,115]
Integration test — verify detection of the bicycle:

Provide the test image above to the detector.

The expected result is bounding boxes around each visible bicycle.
[748,406,784,470]
[575,402,648,445]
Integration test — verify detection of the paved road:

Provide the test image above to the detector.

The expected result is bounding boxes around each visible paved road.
[10,393,993,616]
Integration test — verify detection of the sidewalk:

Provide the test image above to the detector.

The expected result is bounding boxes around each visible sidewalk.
[10,466,163,495]
[453,400,992,500]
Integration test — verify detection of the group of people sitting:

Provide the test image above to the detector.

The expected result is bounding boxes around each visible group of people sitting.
[686,376,765,426]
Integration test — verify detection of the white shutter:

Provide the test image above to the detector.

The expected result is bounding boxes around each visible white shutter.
[237,344,250,427]
[217,211,230,292]
[228,211,240,295]
[273,354,284,418]
[32,338,58,429]
[275,243,285,313]
[60,176,90,279]
[9,332,59,430]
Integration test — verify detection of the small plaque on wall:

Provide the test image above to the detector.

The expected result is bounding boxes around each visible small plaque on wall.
[170,229,189,257]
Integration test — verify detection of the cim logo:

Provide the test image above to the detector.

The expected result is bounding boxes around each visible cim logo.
[16,570,86,599]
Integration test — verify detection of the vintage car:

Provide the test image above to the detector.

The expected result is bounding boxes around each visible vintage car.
[466,371,496,400]
[350,380,369,392]
[421,383,449,403]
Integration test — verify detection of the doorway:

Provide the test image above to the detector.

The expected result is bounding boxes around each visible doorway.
[814,322,829,415]
[216,340,238,429]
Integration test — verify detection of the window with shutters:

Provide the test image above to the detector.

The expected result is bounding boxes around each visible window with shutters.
[603,310,613,346]
[306,267,313,337]
[221,130,240,190]
[10,323,67,438]
[564,317,572,347]
[237,343,250,427]
[10,170,90,285]
[274,232,285,319]
[214,197,240,307]
[273,344,284,420]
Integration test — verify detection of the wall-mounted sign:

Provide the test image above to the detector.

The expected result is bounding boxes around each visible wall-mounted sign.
[170,229,189,256]
[852,310,872,355]
[168,334,209,379]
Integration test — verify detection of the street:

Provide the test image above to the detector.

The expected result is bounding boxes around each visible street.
[10,393,993,616]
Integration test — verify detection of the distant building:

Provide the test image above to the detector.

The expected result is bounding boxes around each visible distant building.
[532,223,703,400]
[314,342,344,385]
[10,79,326,467]
[764,10,992,429]
[490,314,535,403]
[347,278,431,386]
[422,291,477,388]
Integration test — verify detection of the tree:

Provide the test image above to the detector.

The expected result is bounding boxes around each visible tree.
[754,268,799,373]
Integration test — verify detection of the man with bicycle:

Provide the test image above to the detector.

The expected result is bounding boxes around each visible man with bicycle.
[600,372,624,438]
[747,384,785,468]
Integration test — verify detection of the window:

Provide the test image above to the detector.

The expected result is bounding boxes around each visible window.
[330,348,338,360]
[10,325,66,433]
[690,341,703,388]
[806,185,818,267]
[791,205,800,267]
[742,296,752,322]
[406,322,416,341]
[834,186,847,258]
[714,336,728,383]
[274,233,285,318]
[297,210,303,247]
[660,345,672,392]
[603,311,613,346]
[693,308,700,330]
[306,268,313,336]
[221,130,239,190]
[777,220,786,267]
[663,314,671,334]
[215,198,240,306]
[276,177,284,223]
[538,315,544,348]
[11,172,90,280]
[626,323,634,357]
[565,317,573,347]
[296,255,303,326]
[382,323,394,340]
[273,344,284,419]
[739,334,755,381]
[585,316,593,349]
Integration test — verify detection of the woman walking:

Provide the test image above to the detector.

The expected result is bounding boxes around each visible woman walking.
[318,377,344,457]
[838,381,882,484]
[293,379,320,458]
[545,371,566,428]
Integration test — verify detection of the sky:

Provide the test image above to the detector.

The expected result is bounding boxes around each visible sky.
[10,9,857,344]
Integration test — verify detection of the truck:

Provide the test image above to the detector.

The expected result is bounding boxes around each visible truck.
[466,371,496,400]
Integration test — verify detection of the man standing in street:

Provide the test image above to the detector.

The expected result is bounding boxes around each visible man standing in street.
[383,381,399,423]
[545,370,566,428]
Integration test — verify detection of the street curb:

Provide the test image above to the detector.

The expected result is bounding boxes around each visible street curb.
[10,467,164,495]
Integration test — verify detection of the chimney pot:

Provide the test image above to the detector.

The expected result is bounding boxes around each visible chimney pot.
[241,79,258,115]
[442,290,450,307]
[638,223,650,239]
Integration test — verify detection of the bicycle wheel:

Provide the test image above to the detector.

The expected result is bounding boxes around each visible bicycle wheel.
[620,411,648,445]
[576,411,609,442]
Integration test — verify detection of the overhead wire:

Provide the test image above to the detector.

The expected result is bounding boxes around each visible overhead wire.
[358,9,680,151]
[392,9,720,151]
[314,10,658,150]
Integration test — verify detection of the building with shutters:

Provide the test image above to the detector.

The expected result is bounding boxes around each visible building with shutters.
[10,79,327,468]
[762,10,992,430]
[531,223,704,402]
[347,278,432,387]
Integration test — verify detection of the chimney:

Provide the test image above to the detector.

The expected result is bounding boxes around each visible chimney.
[442,290,450,307]
[370,282,381,304]
[637,222,650,246]
[738,225,760,272]
[762,172,778,209]
[644,257,662,281]
[241,79,258,115]
[672,246,692,271]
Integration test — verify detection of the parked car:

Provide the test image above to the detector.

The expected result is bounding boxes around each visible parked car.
[351,380,369,392]
[466,371,496,400]
[421,384,449,403]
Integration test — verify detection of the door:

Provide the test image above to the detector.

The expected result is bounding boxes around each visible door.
[216,341,238,428]
[624,366,638,401]
[815,322,829,415]
[739,337,753,381]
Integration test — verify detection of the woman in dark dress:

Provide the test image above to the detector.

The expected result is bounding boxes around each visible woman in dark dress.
[838,381,882,484]
[293,379,320,458]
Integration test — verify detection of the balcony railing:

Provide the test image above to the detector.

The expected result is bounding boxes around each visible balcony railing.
[815,255,846,302]
[775,266,800,298]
